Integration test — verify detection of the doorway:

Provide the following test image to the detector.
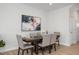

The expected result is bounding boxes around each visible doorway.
[70,7,79,45]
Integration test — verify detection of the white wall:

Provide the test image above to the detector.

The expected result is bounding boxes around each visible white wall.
[0,3,47,52]
[47,6,72,46]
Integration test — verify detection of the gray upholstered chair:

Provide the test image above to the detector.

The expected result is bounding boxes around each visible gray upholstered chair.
[54,32,60,46]
[16,35,34,55]
[50,34,57,51]
[30,32,42,39]
[30,33,37,38]
[38,34,51,54]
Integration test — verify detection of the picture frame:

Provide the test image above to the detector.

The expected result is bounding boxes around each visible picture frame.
[21,15,41,31]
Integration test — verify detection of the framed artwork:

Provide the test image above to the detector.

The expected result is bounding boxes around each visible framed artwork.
[21,15,41,31]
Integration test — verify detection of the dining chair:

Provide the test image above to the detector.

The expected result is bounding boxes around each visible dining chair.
[30,33,37,38]
[30,32,42,54]
[54,32,60,46]
[38,34,51,54]
[16,35,34,55]
[50,34,57,52]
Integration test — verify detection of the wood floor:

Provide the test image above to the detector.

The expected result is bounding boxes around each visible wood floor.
[1,43,79,55]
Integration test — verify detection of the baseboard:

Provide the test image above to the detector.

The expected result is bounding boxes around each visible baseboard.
[72,41,77,44]
[0,47,18,53]
[60,43,71,46]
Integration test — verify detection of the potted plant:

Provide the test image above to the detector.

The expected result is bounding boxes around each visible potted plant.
[0,40,5,47]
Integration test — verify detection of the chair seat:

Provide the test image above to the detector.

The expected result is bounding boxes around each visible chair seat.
[23,42,31,45]
[50,43,56,45]
[38,43,49,47]
[50,42,56,45]
[22,44,33,49]
[56,39,59,42]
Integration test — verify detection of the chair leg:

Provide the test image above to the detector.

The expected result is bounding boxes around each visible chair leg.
[18,47,20,55]
[49,46,51,54]
[54,43,56,51]
[26,49,28,54]
[31,48,33,55]
[58,40,60,46]
[35,45,38,54]
[42,48,44,55]
[22,50,25,55]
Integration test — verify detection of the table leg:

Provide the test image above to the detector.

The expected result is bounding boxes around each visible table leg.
[34,44,38,54]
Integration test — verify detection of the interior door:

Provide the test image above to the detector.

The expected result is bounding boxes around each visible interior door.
[69,10,78,44]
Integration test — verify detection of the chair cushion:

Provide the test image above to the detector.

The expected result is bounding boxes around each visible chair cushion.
[38,43,49,47]
[22,44,34,49]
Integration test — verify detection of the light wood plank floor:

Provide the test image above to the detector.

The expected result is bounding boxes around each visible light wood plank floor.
[0,43,79,55]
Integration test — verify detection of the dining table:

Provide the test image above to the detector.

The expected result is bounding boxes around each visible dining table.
[22,37,42,54]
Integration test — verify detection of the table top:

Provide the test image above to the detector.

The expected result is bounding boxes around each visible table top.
[22,37,42,42]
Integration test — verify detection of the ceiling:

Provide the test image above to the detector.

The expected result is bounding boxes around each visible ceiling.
[25,3,74,11]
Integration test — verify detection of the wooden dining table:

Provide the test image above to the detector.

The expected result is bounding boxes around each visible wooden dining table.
[22,37,42,54]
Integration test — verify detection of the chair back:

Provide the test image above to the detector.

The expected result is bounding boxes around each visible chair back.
[50,34,56,44]
[54,32,60,36]
[30,32,42,39]
[16,34,24,48]
[54,32,60,39]
[30,33,37,38]
[42,34,51,46]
